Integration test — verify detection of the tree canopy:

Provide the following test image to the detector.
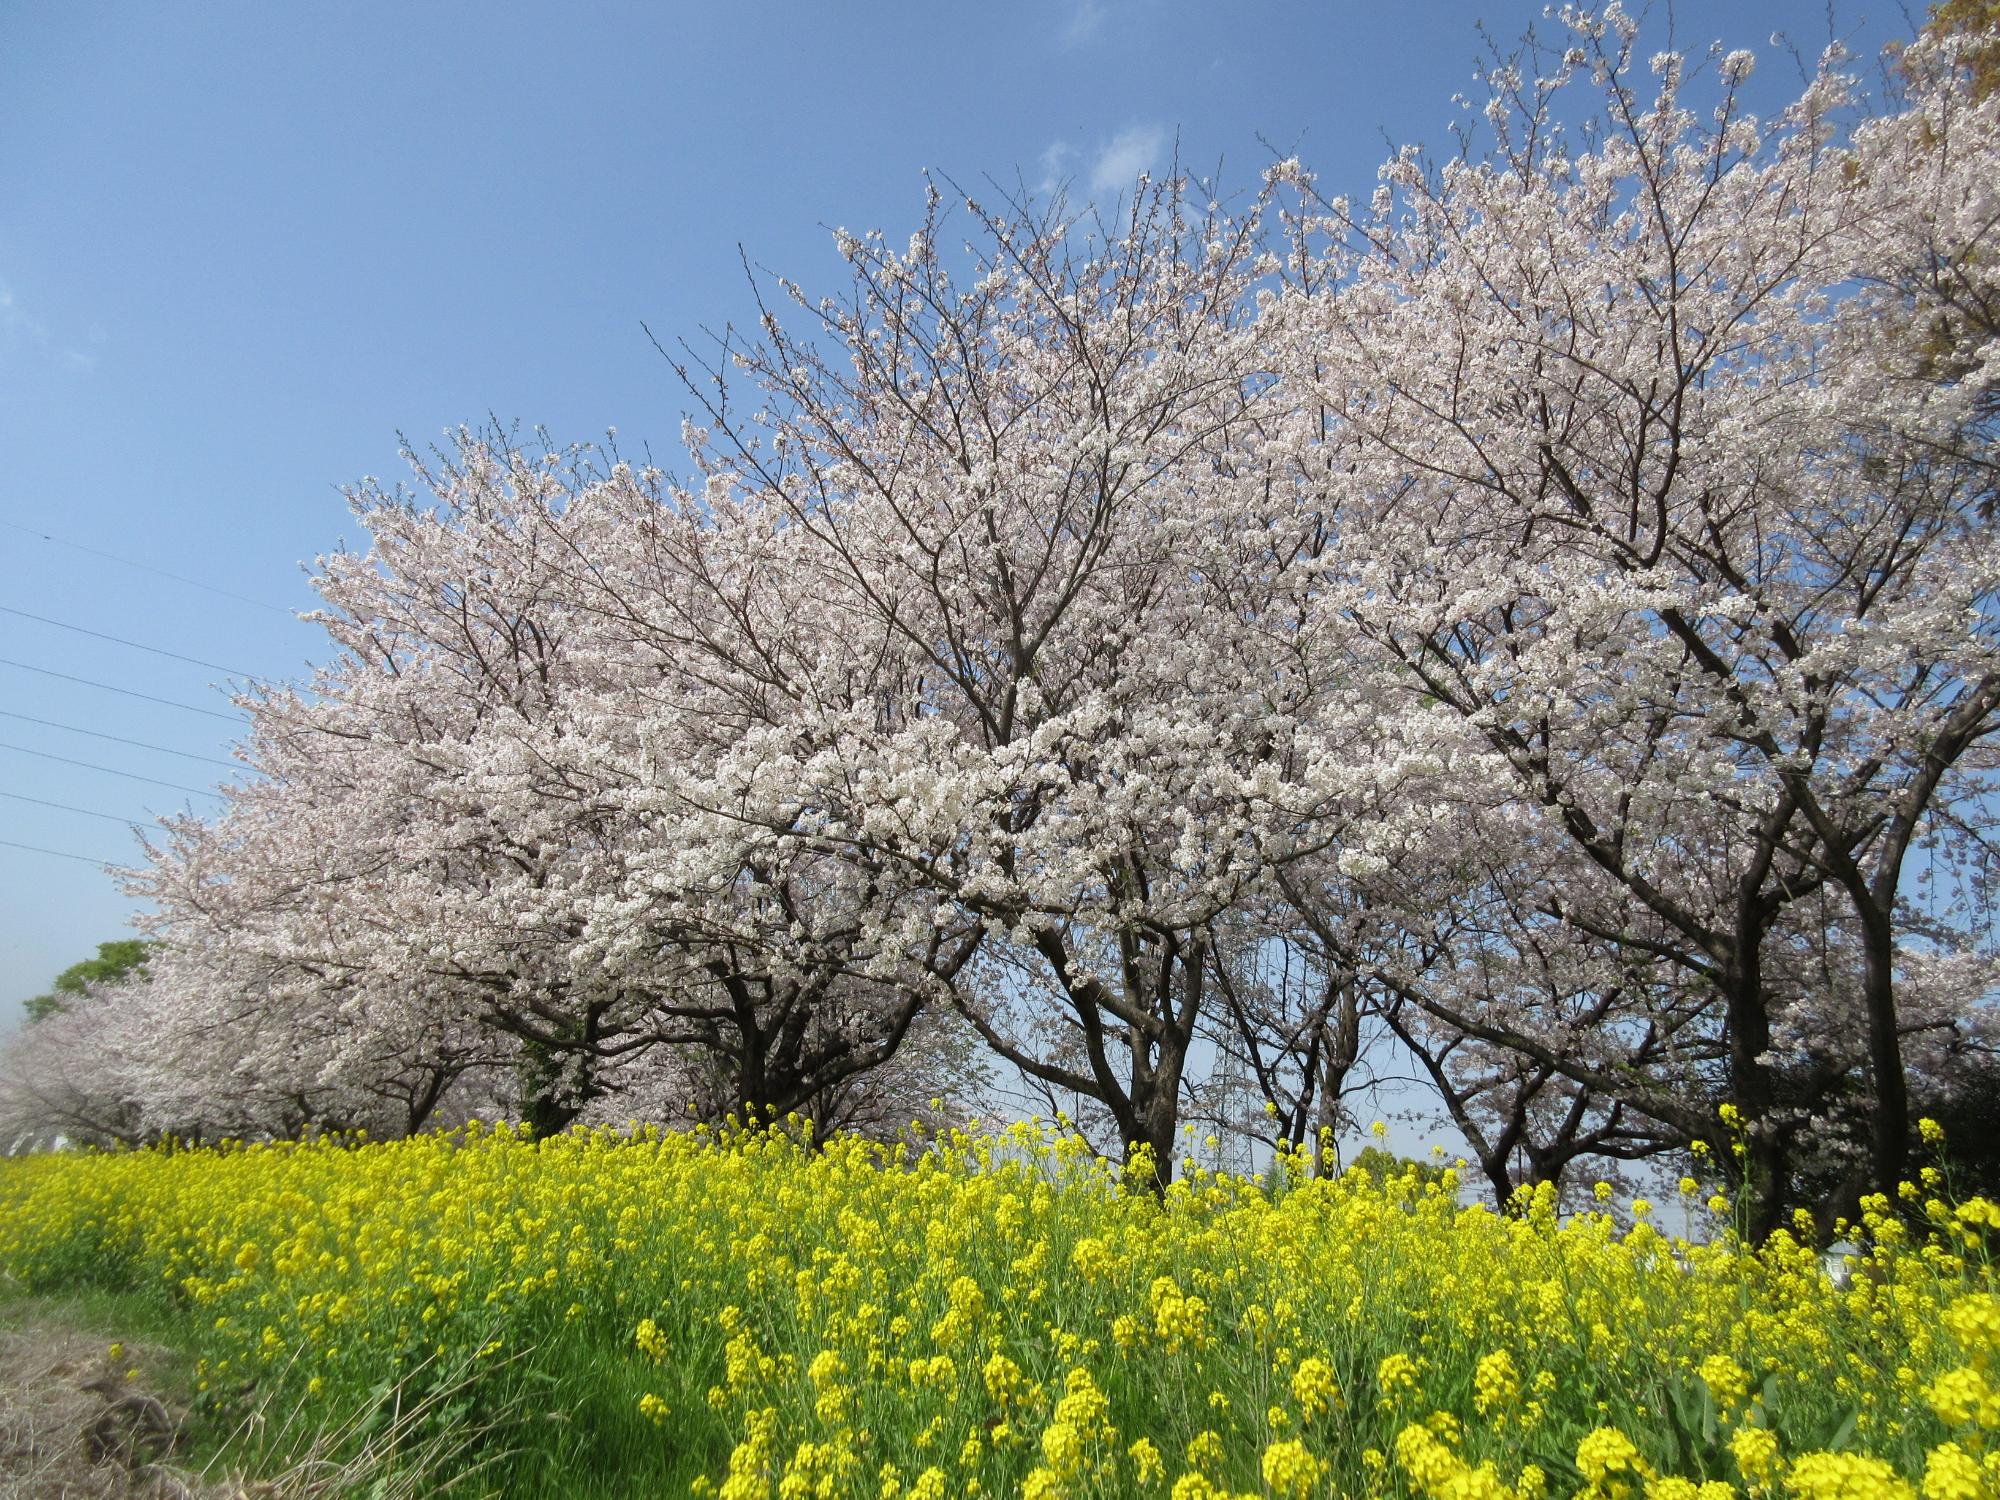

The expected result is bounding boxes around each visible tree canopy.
[21,940,149,1023]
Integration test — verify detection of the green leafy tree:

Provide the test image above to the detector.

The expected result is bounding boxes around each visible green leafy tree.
[23,940,150,1022]
[1347,1146,1454,1193]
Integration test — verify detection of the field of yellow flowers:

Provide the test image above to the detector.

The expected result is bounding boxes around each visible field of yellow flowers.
[0,1120,1994,1500]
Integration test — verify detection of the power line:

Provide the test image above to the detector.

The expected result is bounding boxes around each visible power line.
[0,837,115,867]
[0,656,247,722]
[0,709,240,770]
[0,741,220,797]
[0,518,294,614]
[0,605,266,681]
[0,790,147,827]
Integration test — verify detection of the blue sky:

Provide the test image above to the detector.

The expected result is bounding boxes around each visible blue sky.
[0,0,1903,1021]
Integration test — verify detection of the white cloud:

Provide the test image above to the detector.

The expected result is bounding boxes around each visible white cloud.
[1057,0,1108,47]
[1088,124,1169,196]
[1034,125,1171,205]
[1037,141,1079,197]
[0,281,48,343]
[0,275,97,377]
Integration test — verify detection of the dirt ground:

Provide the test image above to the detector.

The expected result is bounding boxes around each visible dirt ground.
[0,1313,250,1500]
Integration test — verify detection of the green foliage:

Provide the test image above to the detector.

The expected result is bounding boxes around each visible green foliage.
[23,940,150,1022]
[1347,1144,1454,1190]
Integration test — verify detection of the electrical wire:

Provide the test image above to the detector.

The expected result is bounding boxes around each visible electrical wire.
[0,790,147,826]
[0,605,265,680]
[0,656,246,721]
[0,837,115,866]
[0,741,221,797]
[0,709,240,769]
[0,517,294,615]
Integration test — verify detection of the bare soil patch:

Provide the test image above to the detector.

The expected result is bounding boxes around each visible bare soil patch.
[0,1312,251,1500]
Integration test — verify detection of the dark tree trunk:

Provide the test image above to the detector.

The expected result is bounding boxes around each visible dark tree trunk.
[1857,905,1910,1202]
[1722,941,1787,1241]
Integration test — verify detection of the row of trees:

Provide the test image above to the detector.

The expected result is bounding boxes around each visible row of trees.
[7,8,1998,1233]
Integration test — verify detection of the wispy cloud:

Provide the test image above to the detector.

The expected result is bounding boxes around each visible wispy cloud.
[0,282,47,344]
[1056,0,1108,48]
[0,276,99,377]
[1036,125,1171,205]
[1088,124,1169,196]
[1037,141,1079,196]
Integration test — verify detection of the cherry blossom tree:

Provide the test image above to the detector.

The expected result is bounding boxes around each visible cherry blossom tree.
[1272,7,2000,1229]
[112,429,991,1141]
[663,178,1473,1184]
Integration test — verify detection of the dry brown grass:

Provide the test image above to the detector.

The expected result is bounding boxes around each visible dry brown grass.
[0,1315,197,1499]
[0,1305,508,1500]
